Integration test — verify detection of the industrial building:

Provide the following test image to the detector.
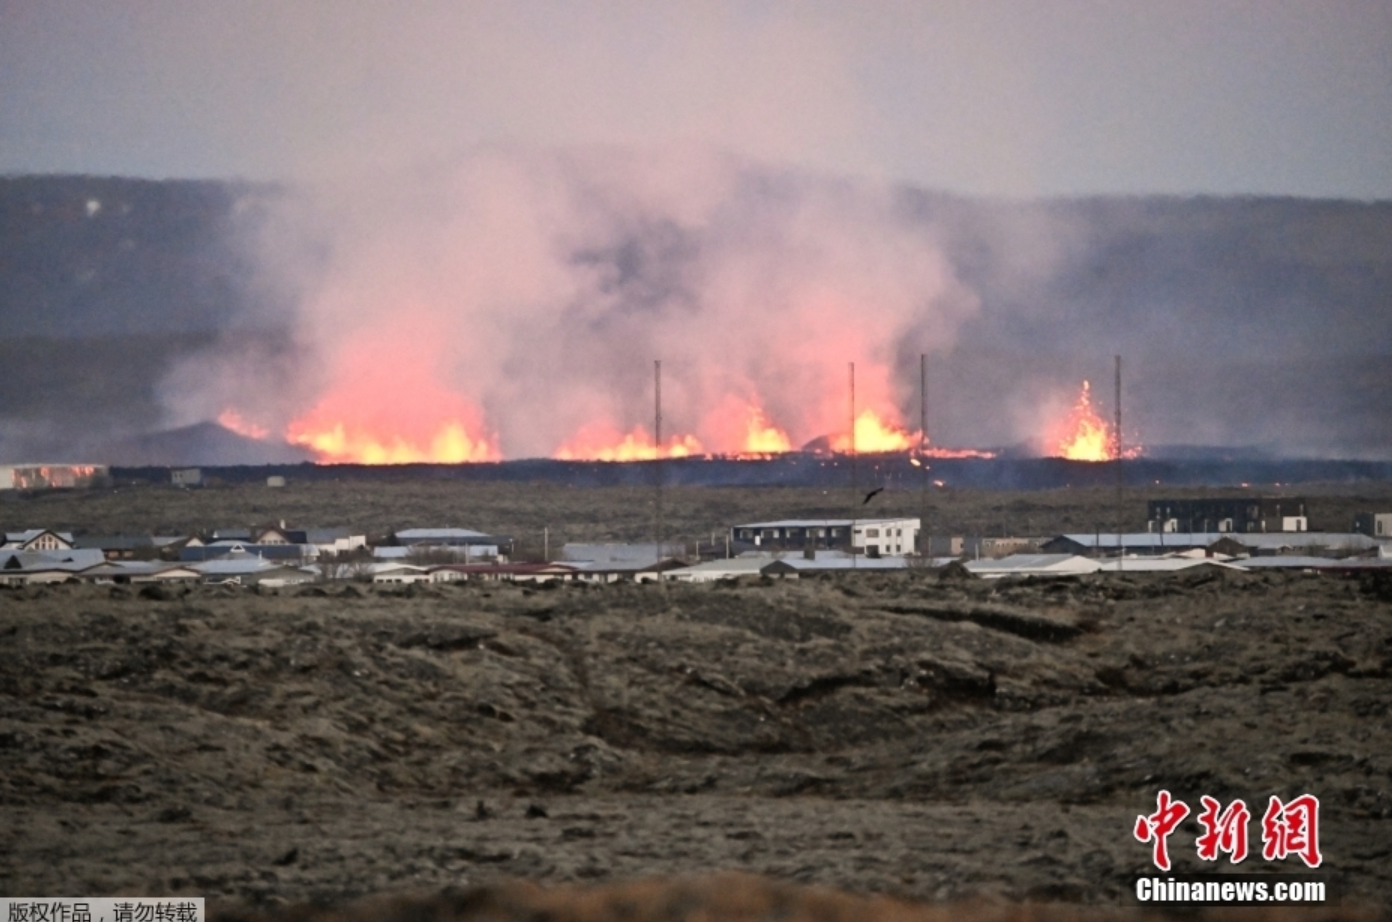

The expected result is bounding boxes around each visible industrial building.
[1146,497,1308,533]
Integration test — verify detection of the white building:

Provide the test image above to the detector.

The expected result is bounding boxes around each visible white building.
[730,518,920,557]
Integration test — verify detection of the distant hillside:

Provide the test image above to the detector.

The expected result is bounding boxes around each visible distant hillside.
[0,176,291,461]
[1,174,1389,463]
[0,175,280,336]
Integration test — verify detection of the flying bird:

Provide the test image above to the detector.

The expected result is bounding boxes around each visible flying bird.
[862,487,885,504]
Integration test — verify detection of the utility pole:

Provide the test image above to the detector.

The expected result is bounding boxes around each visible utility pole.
[654,359,663,560]
[850,361,857,569]
[920,352,929,559]
[1114,354,1123,570]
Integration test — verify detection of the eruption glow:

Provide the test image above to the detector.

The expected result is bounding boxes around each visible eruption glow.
[554,425,702,461]
[832,408,917,453]
[694,396,795,457]
[282,332,498,464]
[1046,380,1140,461]
[217,409,269,441]
[738,404,794,454]
[176,150,988,463]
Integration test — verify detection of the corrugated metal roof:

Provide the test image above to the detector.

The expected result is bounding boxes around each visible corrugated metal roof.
[0,548,105,571]
[1094,557,1243,573]
[1054,532,1375,550]
[1235,556,1392,570]
[395,528,491,539]
[967,554,1100,576]
[3,529,75,544]
[561,542,684,564]
[776,556,909,571]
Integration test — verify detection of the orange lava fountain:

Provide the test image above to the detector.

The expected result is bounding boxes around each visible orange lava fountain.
[1046,380,1139,461]
[740,404,794,454]
[832,409,916,453]
[694,396,795,457]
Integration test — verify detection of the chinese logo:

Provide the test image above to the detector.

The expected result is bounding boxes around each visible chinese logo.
[1135,791,1321,871]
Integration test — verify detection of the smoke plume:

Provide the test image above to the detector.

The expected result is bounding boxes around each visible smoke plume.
[165,148,981,461]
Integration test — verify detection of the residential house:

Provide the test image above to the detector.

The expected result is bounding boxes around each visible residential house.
[0,547,105,585]
[2,529,75,552]
[561,543,688,582]
[384,528,505,562]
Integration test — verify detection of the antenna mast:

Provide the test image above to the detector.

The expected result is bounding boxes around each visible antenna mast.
[1114,354,1123,570]
[850,361,857,569]
[655,359,663,558]
[920,353,929,558]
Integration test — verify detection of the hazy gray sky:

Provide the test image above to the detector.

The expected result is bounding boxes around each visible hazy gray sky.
[2,0,1389,199]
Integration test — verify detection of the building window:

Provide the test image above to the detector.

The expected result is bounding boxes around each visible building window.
[867,528,880,537]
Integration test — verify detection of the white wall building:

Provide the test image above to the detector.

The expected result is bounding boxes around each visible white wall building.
[730,518,920,557]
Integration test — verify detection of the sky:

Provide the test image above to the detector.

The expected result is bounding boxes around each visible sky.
[2,0,1390,200]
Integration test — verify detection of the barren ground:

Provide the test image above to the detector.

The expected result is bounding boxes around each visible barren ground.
[3,479,1391,548]
[1,481,1390,917]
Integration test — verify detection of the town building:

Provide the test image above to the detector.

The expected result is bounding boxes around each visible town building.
[2,529,75,552]
[385,528,506,561]
[1146,497,1308,533]
[560,542,688,581]
[730,518,920,557]
[1353,512,1392,539]
[1042,531,1376,558]
[73,535,194,560]
[170,468,203,487]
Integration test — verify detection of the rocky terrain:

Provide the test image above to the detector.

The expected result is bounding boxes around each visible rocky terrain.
[2,565,1389,915]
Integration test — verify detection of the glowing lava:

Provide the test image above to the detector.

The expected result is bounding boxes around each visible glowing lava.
[554,425,703,461]
[288,418,495,464]
[283,333,499,464]
[740,404,793,454]
[218,409,269,441]
[832,409,917,453]
[1047,380,1139,461]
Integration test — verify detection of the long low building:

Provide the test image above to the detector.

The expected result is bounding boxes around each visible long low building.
[666,550,911,582]
[730,518,920,557]
[1041,532,1379,557]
